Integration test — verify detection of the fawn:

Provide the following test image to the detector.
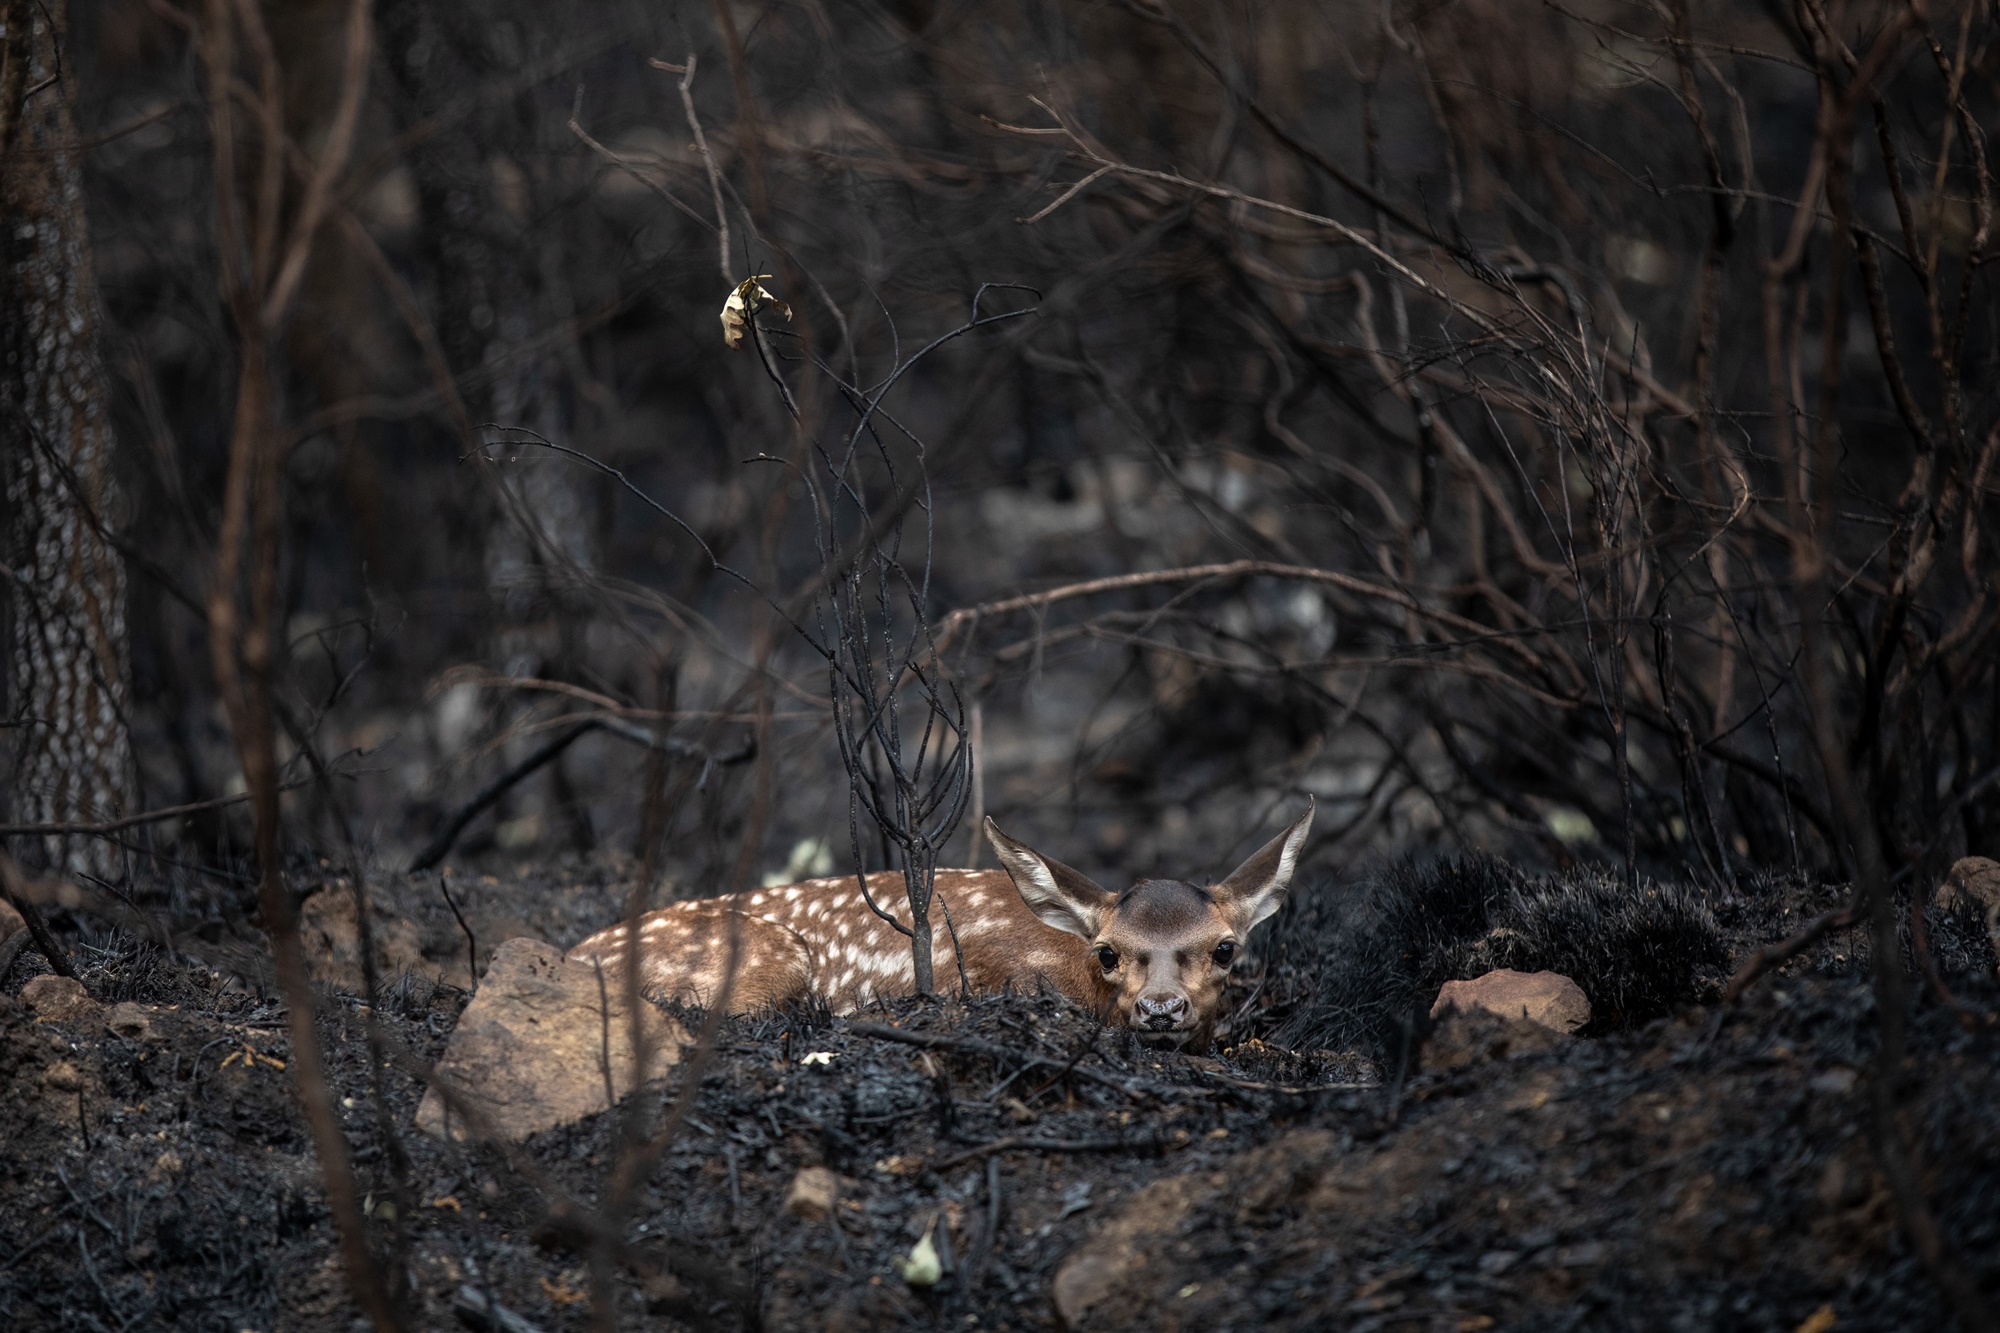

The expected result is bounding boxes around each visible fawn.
[566,801,1313,1051]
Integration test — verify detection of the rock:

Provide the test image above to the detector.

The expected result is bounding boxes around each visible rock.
[21,974,100,1025]
[0,897,24,942]
[43,1059,82,1092]
[415,938,685,1144]
[1432,968,1591,1034]
[783,1166,840,1221]
[105,1002,157,1041]
[298,885,435,994]
[1935,856,2000,915]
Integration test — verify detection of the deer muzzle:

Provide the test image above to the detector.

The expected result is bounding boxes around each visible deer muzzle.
[1135,992,1190,1032]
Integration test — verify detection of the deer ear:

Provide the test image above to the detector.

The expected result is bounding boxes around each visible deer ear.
[1214,799,1315,934]
[985,817,1113,940]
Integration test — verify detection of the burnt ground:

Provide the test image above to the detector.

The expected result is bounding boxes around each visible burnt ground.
[2,864,1998,1332]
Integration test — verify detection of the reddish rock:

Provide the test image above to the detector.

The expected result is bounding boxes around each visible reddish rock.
[20,974,100,1025]
[784,1166,840,1221]
[0,897,24,942]
[1432,968,1591,1034]
[415,938,685,1144]
[105,1001,158,1041]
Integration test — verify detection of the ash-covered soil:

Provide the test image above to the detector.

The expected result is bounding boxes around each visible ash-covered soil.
[2,863,1997,1332]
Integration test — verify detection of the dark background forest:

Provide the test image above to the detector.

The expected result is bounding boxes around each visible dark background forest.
[5,0,2000,1329]
[17,0,1996,897]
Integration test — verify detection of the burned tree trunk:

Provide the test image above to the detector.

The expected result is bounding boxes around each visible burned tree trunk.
[1,0,134,878]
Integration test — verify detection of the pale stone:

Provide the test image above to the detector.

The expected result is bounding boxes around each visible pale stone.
[415,938,685,1144]
[105,1001,156,1041]
[783,1166,840,1221]
[1431,968,1591,1034]
[1934,856,2000,914]
[21,973,99,1025]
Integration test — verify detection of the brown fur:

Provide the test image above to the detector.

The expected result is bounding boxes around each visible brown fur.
[981,806,1314,1048]
[567,804,1313,1053]
[566,870,1114,1017]
[1092,879,1239,1050]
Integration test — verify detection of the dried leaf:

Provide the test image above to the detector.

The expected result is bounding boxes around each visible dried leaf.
[892,1222,943,1286]
[720,276,792,349]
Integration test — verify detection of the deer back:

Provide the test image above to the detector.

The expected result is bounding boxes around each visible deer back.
[565,869,1110,1015]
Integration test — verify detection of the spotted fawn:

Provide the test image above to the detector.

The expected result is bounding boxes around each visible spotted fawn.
[567,801,1313,1050]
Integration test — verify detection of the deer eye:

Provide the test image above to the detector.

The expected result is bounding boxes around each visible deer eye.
[1211,940,1238,968]
[1094,945,1120,971]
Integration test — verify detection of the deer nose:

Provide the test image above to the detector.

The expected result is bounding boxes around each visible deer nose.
[1135,994,1189,1030]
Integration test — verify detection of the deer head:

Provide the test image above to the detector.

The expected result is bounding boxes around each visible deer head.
[983,801,1314,1050]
